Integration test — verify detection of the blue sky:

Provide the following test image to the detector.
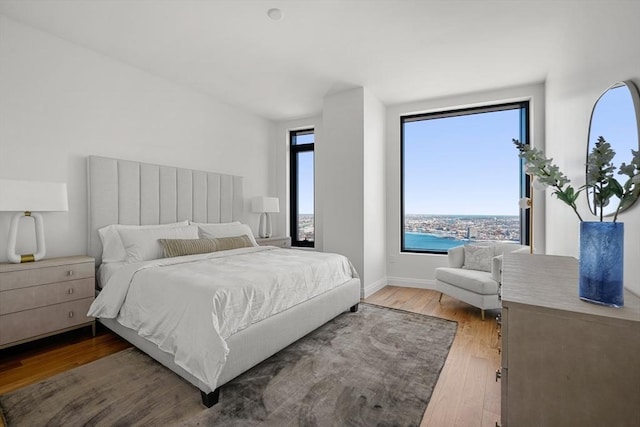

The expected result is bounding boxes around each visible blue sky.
[297,151,314,214]
[403,108,522,216]
[294,132,315,215]
[590,84,637,168]
[296,108,523,216]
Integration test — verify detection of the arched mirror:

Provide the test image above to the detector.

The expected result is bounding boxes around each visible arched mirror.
[587,80,640,217]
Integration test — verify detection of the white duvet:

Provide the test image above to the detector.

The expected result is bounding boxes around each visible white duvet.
[88,246,356,392]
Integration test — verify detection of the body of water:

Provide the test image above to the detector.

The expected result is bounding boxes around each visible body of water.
[404,232,472,252]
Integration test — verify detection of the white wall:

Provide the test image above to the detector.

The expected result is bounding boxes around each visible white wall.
[362,89,387,295]
[543,4,640,296]
[318,88,366,282]
[0,16,274,262]
[276,88,387,296]
[385,83,546,288]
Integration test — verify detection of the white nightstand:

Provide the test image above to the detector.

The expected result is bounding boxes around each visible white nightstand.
[256,236,291,248]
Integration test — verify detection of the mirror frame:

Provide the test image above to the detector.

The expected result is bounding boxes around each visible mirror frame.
[586,80,640,217]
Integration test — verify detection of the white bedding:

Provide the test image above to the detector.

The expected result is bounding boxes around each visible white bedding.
[96,262,125,288]
[88,246,356,392]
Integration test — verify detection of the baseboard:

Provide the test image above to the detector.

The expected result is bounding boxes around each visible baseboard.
[363,277,440,298]
[363,277,388,298]
[386,277,437,290]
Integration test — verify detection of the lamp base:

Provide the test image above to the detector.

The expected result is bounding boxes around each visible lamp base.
[7,212,46,263]
[258,212,273,238]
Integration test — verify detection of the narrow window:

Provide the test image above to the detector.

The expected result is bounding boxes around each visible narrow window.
[290,129,314,247]
[401,102,530,254]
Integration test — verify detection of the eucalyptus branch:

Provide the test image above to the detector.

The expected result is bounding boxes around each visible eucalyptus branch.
[613,152,640,222]
[513,139,584,222]
[587,138,640,222]
[599,181,604,222]
[515,138,640,223]
[551,184,584,222]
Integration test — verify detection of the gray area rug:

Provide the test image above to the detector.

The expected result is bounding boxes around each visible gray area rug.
[0,304,457,426]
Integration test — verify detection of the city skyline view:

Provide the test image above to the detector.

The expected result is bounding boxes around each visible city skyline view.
[295,213,522,250]
[404,213,521,252]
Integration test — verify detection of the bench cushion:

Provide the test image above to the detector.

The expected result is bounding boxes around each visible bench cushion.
[435,267,499,295]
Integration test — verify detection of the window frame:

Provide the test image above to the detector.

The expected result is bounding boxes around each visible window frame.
[400,101,531,254]
[289,128,315,248]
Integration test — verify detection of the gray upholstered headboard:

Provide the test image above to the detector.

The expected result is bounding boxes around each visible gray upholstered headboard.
[87,156,243,264]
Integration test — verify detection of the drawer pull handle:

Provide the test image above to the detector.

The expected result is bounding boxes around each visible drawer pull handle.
[68,288,74,295]
[67,270,74,276]
[68,311,74,318]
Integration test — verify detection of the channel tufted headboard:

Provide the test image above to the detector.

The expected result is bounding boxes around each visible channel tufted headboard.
[87,156,244,265]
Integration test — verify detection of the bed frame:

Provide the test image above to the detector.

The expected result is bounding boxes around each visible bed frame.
[87,155,361,407]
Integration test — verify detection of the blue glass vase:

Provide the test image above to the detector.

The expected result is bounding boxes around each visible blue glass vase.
[579,222,624,307]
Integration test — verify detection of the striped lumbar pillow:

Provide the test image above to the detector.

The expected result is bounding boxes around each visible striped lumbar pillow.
[159,235,253,258]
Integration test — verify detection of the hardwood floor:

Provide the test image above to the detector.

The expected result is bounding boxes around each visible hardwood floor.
[0,286,501,426]
[0,324,131,396]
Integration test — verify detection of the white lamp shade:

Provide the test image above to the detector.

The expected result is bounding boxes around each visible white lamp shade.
[0,179,68,212]
[251,196,280,213]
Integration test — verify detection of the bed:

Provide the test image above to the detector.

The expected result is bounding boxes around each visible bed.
[86,156,361,407]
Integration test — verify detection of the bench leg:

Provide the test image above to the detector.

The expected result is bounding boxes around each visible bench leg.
[481,309,485,321]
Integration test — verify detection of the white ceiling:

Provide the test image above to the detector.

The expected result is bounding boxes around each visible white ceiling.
[0,0,632,121]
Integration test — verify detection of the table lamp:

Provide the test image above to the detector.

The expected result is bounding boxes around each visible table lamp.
[251,196,280,238]
[0,179,69,263]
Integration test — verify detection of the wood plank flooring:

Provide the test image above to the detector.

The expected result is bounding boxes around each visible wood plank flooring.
[0,286,501,426]
[0,325,131,396]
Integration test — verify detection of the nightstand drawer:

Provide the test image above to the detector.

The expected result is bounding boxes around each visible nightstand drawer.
[0,297,94,346]
[0,261,95,291]
[0,278,95,315]
[256,236,291,248]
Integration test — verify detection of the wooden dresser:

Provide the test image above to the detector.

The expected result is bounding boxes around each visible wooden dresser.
[499,253,640,427]
[0,256,95,349]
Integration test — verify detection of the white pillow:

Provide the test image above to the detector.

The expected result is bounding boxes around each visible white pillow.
[99,220,189,263]
[197,222,258,247]
[118,225,199,263]
[462,245,494,272]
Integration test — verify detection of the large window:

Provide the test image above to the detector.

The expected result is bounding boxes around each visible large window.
[401,102,530,254]
[290,129,314,247]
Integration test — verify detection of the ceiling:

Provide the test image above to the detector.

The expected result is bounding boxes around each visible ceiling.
[0,0,630,121]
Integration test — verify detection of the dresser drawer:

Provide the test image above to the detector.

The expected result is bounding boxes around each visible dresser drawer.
[0,261,95,291]
[0,278,94,315]
[0,297,94,346]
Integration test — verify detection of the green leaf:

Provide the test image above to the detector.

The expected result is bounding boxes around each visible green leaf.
[607,178,624,198]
